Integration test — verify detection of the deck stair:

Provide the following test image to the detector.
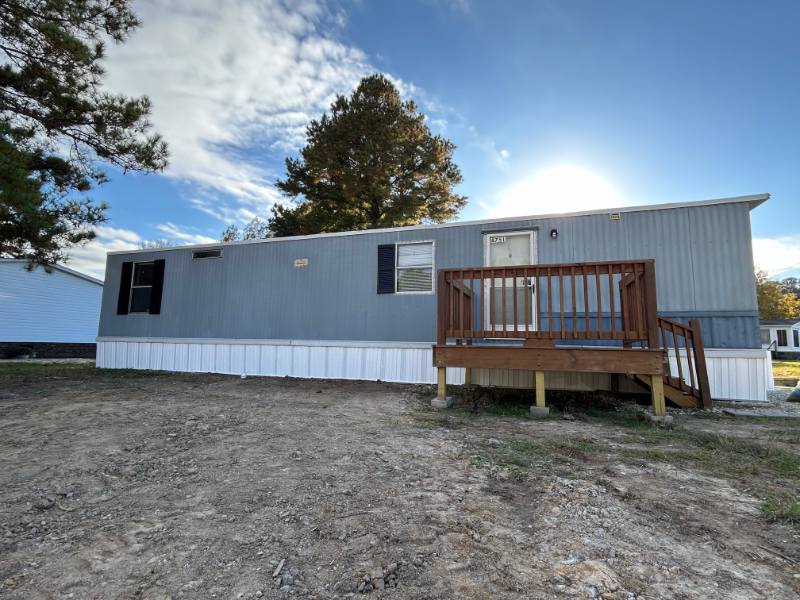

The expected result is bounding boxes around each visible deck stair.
[637,317,711,409]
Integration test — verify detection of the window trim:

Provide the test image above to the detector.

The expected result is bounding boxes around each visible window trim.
[394,240,436,295]
[192,248,223,260]
[129,261,155,314]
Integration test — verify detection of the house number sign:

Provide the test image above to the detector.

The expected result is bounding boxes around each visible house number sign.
[294,259,308,267]
[489,236,506,244]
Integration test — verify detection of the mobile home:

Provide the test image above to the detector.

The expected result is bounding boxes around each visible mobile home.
[96,194,773,406]
[1,259,103,358]
[760,319,800,359]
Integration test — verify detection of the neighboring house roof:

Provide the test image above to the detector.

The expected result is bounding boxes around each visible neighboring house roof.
[759,319,800,326]
[108,192,771,256]
[0,259,103,286]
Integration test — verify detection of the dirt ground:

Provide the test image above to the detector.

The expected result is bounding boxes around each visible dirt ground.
[0,364,798,600]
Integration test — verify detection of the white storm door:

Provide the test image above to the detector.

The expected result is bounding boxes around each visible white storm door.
[483,231,537,333]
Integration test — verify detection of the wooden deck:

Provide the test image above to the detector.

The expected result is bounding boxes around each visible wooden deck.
[433,260,711,414]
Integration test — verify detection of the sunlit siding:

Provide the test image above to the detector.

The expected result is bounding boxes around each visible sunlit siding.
[0,261,102,343]
[98,201,760,349]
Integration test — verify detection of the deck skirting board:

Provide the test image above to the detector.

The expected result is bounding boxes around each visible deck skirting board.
[96,340,771,402]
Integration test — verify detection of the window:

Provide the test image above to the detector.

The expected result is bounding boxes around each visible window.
[396,242,434,293]
[192,248,222,260]
[376,242,435,294]
[795,330,799,348]
[760,329,771,345]
[130,262,154,313]
[117,259,165,316]
[777,329,788,347]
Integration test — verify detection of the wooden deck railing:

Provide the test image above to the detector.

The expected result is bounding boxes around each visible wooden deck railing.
[436,259,711,408]
[658,317,712,408]
[437,259,659,347]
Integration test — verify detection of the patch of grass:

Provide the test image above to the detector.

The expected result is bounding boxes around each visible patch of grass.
[684,431,800,478]
[465,434,594,482]
[619,427,800,479]
[773,361,800,380]
[1,439,30,447]
[548,437,602,460]
[410,409,474,431]
[760,492,800,524]
[467,452,530,480]
[577,405,654,429]
[485,400,536,420]
[768,429,800,446]
[0,363,175,382]
[507,438,551,463]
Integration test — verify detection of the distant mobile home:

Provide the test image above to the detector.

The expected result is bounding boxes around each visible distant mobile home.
[760,319,800,359]
[96,194,773,403]
[0,259,103,358]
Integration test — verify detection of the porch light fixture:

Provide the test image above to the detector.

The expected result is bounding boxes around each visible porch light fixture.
[550,228,558,239]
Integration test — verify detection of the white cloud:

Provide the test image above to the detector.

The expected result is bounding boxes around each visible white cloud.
[155,222,217,245]
[103,0,373,219]
[93,226,142,244]
[753,236,800,277]
[66,227,143,279]
[500,149,509,159]
[485,165,626,218]
[63,221,219,279]
[96,0,467,228]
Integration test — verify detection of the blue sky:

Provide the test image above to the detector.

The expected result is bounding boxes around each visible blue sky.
[68,0,799,279]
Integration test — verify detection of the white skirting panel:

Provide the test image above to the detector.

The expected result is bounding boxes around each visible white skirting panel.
[473,349,772,401]
[96,339,772,401]
[664,348,772,401]
[96,339,465,385]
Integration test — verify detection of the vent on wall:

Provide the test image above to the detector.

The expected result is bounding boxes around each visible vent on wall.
[192,248,222,260]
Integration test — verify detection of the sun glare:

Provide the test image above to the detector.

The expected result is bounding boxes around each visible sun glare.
[491,166,624,217]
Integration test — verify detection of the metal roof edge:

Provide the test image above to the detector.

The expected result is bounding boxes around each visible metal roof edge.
[0,258,104,286]
[107,192,771,257]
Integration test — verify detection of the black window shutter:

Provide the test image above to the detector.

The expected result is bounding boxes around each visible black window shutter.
[117,262,133,315]
[377,245,395,294]
[149,259,166,315]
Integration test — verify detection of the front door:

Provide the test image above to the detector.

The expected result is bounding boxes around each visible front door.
[483,231,537,333]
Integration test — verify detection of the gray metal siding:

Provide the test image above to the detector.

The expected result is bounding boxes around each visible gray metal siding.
[98,203,759,348]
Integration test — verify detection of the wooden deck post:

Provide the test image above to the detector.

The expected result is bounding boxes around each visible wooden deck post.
[610,373,620,394]
[535,370,546,407]
[437,367,447,401]
[437,270,447,346]
[650,374,666,416]
[643,261,660,350]
[464,339,472,385]
[433,367,453,408]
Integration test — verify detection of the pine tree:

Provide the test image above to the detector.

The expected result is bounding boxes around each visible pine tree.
[0,0,168,266]
[270,74,466,236]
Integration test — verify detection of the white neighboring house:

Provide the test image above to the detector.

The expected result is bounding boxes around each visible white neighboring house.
[0,259,103,356]
[760,319,800,358]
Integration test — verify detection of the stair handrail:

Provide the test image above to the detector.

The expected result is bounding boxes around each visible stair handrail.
[657,316,712,409]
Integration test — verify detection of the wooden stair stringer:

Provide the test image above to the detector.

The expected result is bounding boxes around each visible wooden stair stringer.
[634,374,702,409]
